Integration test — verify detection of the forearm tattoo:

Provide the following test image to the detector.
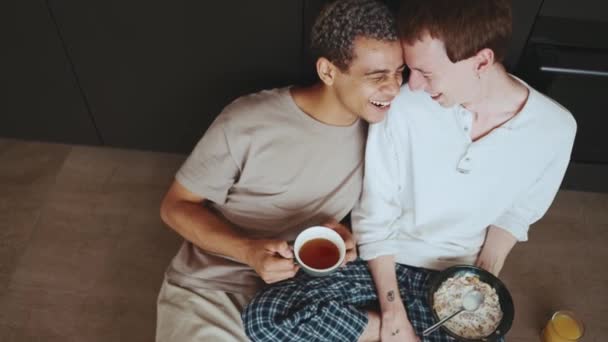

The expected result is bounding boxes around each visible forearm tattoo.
[387,290,395,302]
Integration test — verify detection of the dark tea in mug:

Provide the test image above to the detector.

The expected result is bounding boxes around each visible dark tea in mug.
[298,238,340,269]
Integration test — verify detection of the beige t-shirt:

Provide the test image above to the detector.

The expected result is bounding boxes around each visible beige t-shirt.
[166,87,366,295]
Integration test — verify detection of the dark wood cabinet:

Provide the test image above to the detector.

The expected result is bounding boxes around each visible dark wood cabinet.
[540,0,608,22]
[46,1,303,153]
[514,1,608,192]
[2,0,542,153]
[506,0,544,70]
[0,0,101,145]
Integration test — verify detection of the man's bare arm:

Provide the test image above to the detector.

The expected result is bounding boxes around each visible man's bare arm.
[160,180,298,283]
[367,255,420,342]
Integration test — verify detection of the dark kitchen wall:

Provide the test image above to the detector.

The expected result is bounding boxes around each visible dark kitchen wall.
[1,0,541,153]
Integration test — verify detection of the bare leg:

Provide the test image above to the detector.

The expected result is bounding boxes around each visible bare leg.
[358,310,381,342]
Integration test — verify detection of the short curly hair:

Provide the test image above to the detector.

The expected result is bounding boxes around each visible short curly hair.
[311,0,398,71]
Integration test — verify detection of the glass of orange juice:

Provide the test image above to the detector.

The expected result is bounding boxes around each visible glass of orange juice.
[541,311,585,342]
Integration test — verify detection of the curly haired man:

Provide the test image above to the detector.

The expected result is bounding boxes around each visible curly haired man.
[155,0,404,341]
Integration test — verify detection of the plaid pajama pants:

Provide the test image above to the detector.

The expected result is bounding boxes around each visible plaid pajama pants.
[243,259,503,342]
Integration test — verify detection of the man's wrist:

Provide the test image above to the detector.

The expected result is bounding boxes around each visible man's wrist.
[381,308,409,326]
[380,298,406,317]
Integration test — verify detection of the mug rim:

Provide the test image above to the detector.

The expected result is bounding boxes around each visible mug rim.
[294,226,345,272]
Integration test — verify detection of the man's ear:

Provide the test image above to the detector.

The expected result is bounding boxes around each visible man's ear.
[316,57,338,86]
[474,48,495,75]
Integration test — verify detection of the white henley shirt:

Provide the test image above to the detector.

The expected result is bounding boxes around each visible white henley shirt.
[352,81,576,270]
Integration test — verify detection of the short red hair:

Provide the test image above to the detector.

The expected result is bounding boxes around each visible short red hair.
[398,0,512,63]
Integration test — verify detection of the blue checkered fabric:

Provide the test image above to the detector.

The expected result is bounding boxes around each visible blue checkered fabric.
[243,259,505,342]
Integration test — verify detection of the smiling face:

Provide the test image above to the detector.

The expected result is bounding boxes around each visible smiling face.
[402,34,479,108]
[331,36,405,123]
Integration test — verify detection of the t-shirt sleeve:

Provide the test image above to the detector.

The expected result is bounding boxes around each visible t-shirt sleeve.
[176,116,240,205]
[351,116,406,260]
[493,121,576,241]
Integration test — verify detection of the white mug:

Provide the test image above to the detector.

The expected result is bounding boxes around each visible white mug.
[293,226,346,277]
